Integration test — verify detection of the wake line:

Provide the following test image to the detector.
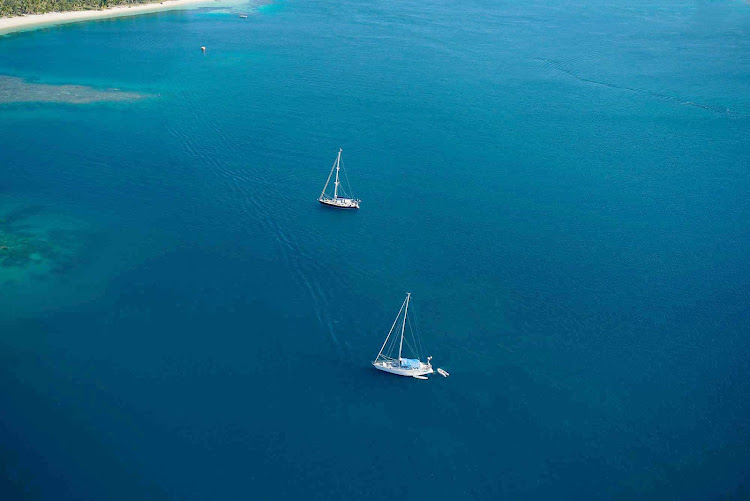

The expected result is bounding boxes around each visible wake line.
[264,215,340,350]
[167,112,341,351]
[535,58,747,118]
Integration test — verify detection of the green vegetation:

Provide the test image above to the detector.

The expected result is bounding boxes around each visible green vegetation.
[0,0,158,17]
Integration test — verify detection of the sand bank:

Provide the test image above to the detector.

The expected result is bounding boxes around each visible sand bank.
[0,0,211,35]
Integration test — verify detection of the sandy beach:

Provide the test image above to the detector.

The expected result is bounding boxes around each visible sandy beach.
[0,0,211,35]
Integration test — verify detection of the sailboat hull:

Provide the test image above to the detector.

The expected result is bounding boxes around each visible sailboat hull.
[318,197,360,209]
[372,360,434,377]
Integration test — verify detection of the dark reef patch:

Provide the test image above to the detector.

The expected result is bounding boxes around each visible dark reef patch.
[0,200,99,282]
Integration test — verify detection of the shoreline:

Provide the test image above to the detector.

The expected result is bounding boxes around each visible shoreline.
[0,0,212,36]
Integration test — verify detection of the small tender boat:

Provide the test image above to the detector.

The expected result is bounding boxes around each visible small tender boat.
[372,293,434,377]
[437,368,449,377]
[413,375,428,380]
[239,14,248,18]
[318,148,360,209]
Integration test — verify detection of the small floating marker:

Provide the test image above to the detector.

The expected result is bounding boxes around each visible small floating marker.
[437,368,449,377]
[201,46,206,52]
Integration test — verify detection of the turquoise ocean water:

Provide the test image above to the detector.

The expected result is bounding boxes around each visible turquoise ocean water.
[1,0,749,498]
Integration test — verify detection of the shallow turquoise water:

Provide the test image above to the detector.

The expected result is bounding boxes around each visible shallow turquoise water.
[1,1,749,498]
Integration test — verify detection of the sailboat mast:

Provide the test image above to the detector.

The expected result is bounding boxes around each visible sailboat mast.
[398,293,410,361]
[375,296,407,361]
[320,154,338,200]
[333,148,341,199]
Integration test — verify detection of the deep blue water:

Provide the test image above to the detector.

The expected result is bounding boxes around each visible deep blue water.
[1,0,749,499]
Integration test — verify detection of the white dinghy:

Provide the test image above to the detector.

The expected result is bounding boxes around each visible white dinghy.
[318,148,360,209]
[372,293,434,378]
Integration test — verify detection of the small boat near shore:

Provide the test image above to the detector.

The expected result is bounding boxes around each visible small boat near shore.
[373,292,434,377]
[239,14,248,18]
[318,148,360,209]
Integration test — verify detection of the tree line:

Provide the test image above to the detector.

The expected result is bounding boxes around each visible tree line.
[1,0,158,17]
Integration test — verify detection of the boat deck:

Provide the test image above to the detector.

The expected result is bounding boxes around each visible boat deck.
[372,359,433,377]
[319,197,360,209]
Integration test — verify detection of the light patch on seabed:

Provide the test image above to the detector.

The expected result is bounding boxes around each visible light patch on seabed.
[0,75,146,104]
[0,193,186,323]
[201,0,277,16]
[0,194,102,320]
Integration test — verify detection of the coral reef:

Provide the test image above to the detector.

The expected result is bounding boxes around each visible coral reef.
[0,227,56,267]
[0,76,145,104]
[0,203,93,281]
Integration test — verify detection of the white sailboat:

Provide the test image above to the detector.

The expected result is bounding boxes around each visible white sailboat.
[318,148,360,209]
[373,293,434,377]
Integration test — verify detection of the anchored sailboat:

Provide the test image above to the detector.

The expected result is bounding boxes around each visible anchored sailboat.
[373,293,434,377]
[318,148,360,209]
